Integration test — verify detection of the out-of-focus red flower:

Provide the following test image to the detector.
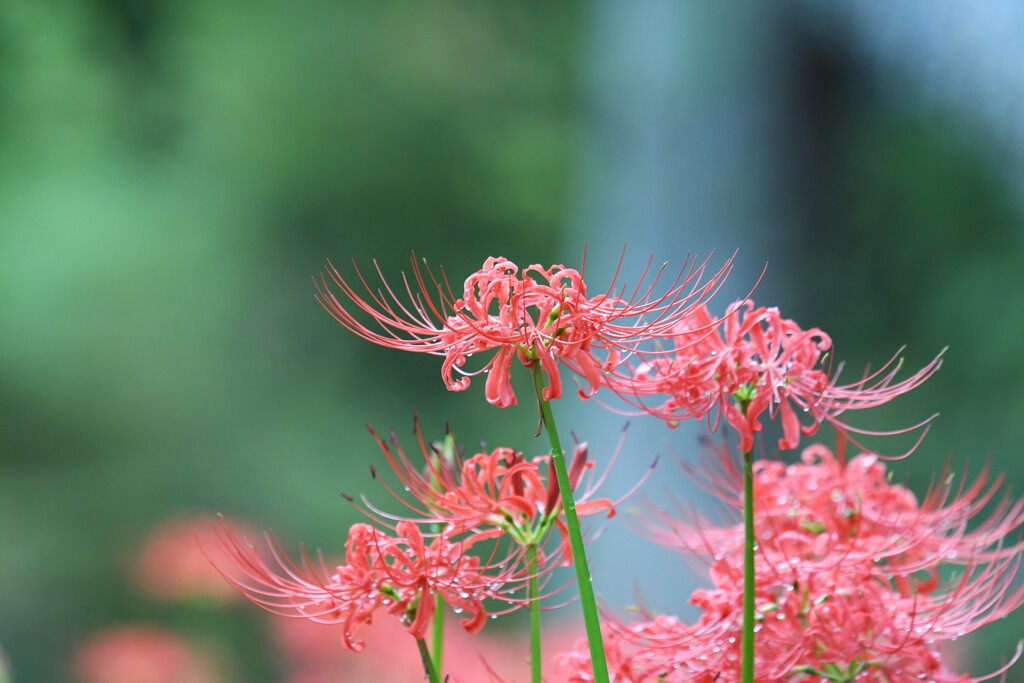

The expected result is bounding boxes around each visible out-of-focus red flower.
[559,442,1024,682]
[71,626,218,683]
[315,252,732,407]
[441,620,583,683]
[274,616,583,683]
[647,443,1024,578]
[272,616,353,667]
[211,518,529,652]
[557,579,1008,683]
[272,617,421,683]
[557,621,662,683]
[281,671,341,683]
[624,300,942,451]
[134,514,259,604]
[358,417,646,563]
[562,555,1022,683]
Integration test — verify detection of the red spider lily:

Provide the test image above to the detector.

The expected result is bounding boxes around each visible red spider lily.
[208,518,532,652]
[315,251,733,407]
[622,300,943,451]
[353,417,650,562]
[644,442,1024,581]
[569,441,1024,683]
[564,555,1023,683]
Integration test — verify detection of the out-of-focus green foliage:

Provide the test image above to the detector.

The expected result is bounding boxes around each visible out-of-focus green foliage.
[2,2,1022,682]
[0,3,581,681]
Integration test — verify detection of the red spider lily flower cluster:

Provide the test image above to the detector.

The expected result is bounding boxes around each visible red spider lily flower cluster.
[212,519,521,651]
[315,252,732,407]
[354,417,646,561]
[624,300,943,451]
[201,250,1023,683]
[558,442,1024,683]
[560,573,1021,683]
[209,419,635,653]
[646,443,1024,576]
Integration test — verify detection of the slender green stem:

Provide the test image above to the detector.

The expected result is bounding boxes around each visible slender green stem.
[531,363,610,683]
[430,468,449,673]
[527,543,542,683]
[741,447,755,683]
[432,592,445,674]
[417,637,442,683]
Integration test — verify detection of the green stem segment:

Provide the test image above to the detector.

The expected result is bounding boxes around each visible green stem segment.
[741,446,755,683]
[531,364,610,683]
[432,592,445,675]
[527,543,543,683]
[430,477,449,674]
[417,637,442,683]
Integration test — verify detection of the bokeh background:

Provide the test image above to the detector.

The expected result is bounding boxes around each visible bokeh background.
[1,2,1023,682]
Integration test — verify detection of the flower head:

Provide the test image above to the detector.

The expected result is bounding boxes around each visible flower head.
[646,442,1024,578]
[210,518,526,652]
[315,251,732,407]
[573,554,1023,683]
[625,300,943,451]
[355,417,648,562]
[575,442,1024,682]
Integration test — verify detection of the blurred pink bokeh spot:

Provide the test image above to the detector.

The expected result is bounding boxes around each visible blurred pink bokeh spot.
[273,614,582,682]
[71,625,218,683]
[134,513,259,604]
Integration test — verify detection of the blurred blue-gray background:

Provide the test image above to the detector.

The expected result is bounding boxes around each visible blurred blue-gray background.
[1,2,1022,681]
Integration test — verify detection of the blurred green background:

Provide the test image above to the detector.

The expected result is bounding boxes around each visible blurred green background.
[1,2,1022,682]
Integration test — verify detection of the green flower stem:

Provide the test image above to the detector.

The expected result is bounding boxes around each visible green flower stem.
[417,637,442,683]
[527,543,542,683]
[741,446,755,683]
[430,463,451,675]
[530,363,610,683]
[432,591,445,675]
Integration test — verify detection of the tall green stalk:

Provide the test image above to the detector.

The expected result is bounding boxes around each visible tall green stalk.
[741,446,755,683]
[527,543,542,683]
[429,439,454,678]
[531,363,610,683]
[417,637,441,683]
[432,592,445,675]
